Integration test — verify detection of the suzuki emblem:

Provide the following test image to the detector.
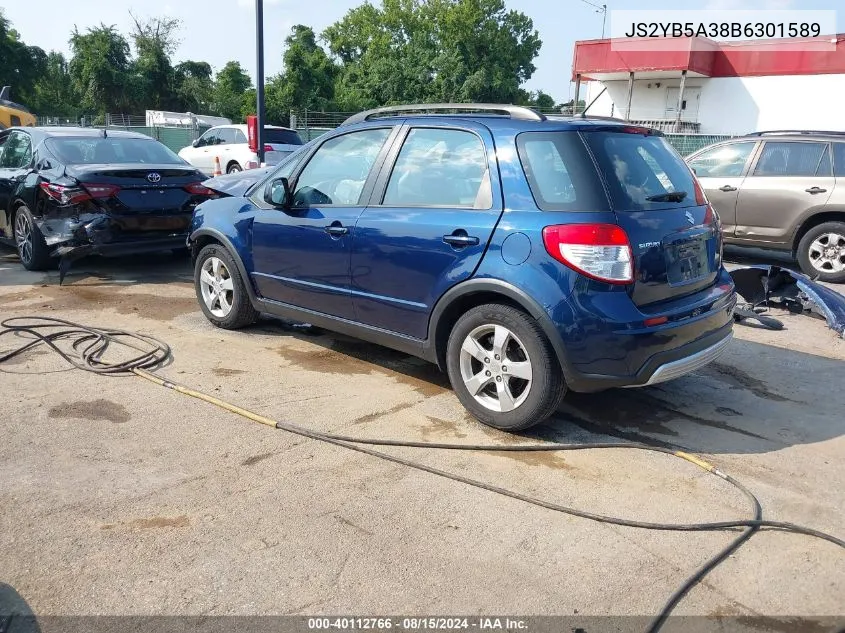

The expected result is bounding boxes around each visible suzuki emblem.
[685,210,695,225]
[147,172,161,183]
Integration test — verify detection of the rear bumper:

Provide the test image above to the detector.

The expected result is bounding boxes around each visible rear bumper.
[629,329,732,387]
[64,235,189,258]
[564,321,734,392]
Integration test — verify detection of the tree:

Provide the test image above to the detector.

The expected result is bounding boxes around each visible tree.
[212,61,252,122]
[0,9,47,107]
[266,25,337,123]
[130,12,181,110]
[69,24,134,113]
[324,0,542,107]
[31,52,78,118]
[174,61,214,113]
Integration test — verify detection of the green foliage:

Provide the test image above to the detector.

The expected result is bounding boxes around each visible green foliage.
[69,24,134,113]
[174,61,214,114]
[212,61,253,122]
[0,9,47,106]
[2,2,554,124]
[266,25,337,124]
[130,13,181,111]
[324,0,543,108]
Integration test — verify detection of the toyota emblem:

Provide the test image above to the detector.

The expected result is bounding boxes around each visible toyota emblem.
[147,172,161,183]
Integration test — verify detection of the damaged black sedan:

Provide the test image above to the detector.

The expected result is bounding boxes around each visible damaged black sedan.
[0,127,215,277]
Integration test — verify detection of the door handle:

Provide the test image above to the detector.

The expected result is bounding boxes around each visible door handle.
[718,185,737,192]
[805,187,827,194]
[324,223,349,237]
[443,233,480,247]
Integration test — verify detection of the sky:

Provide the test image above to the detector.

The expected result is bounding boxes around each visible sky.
[3,0,843,104]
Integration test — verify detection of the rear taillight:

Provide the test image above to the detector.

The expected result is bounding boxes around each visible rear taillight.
[692,174,708,205]
[184,182,216,196]
[82,183,121,199]
[39,182,90,205]
[263,144,274,153]
[542,224,634,285]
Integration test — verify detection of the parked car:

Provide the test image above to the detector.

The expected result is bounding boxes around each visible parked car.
[0,127,216,271]
[686,131,845,282]
[187,104,736,431]
[178,124,304,175]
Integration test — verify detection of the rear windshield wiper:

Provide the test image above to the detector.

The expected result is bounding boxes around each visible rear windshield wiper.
[645,191,688,202]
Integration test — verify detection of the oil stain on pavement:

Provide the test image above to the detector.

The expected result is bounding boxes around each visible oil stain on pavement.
[49,399,131,424]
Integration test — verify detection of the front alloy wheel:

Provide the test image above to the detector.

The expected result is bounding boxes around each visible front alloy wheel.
[199,256,235,318]
[194,244,259,329]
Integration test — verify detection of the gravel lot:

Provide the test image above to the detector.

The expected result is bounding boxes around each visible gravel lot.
[1,245,843,629]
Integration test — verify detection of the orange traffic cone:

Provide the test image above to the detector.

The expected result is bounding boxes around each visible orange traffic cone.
[212,156,222,176]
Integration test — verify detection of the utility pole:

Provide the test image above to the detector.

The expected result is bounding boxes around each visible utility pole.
[255,0,266,165]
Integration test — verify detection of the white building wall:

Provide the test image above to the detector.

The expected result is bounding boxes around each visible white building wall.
[588,74,845,135]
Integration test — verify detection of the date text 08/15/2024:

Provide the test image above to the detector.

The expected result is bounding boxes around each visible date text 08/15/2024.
[307,618,528,630]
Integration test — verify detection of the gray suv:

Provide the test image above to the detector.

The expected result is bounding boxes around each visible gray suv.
[687,131,845,282]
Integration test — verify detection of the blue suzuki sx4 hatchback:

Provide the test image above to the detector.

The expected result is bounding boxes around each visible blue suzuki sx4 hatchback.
[188,104,736,431]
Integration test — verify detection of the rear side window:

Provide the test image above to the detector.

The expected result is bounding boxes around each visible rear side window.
[833,143,845,177]
[383,128,491,209]
[516,132,608,212]
[0,131,32,168]
[46,137,184,165]
[265,129,303,145]
[583,131,698,210]
[218,128,238,144]
[753,141,831,177]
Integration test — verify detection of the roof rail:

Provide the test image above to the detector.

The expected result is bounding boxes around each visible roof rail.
[341,103,546,126]
[745,130,845,137]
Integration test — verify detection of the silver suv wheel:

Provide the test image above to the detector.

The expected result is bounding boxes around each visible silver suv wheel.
[199,256,235,318]
[808,232,845,274]
[458,324,533,413]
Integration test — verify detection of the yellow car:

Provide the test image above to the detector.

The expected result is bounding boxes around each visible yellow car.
[0,86,36,128]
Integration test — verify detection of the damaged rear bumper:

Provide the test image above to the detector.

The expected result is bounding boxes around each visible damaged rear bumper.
[36,212,192,260]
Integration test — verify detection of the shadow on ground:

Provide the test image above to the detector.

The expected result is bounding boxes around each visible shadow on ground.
[0,583,41,633]
[0,245,192,287]
[244,317,845,457]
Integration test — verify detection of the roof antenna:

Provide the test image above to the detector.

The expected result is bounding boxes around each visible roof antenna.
[580,86,607,118]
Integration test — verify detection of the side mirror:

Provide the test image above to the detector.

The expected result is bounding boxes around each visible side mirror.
[192,139,200,148]
[265,177,292,208]
[691,166,697,175]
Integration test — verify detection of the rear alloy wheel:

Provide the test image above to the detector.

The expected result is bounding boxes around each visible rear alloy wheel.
[797,221,845,283]
[446,304,565,431]
[195,244,258,329]
[14,205,51,271]
[227,162,242,174]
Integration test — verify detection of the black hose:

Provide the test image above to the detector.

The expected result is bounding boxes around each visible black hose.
[1,316,843,632]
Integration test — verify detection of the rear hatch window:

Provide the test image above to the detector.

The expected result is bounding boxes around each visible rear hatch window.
[583,128,720,305]
[265,129,303,146]
[582,130,698,211]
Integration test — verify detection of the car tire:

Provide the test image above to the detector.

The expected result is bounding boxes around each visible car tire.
[446,304,565,431]
[227,162,242,174]
[194,244,258,329]
[797,221,845,283]
[13,205,52,271]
